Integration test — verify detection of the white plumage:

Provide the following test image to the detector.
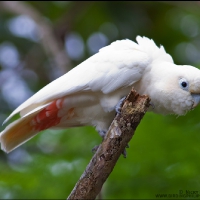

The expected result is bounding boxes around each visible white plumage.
[1,36,200,153]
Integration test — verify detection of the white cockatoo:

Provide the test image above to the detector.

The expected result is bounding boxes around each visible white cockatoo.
[1,36,200,153]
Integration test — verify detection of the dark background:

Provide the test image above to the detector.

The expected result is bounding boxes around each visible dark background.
[0,1,200,199]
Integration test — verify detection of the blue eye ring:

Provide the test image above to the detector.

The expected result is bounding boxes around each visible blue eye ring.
[179,78,189,90]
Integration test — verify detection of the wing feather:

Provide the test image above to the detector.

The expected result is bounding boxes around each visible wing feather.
[4,38,151,123]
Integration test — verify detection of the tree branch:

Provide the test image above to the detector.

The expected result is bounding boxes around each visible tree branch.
[0,1,70,73]
[67,88,150,199]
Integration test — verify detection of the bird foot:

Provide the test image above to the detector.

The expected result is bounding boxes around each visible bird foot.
[97,130,107,138]
[92,130,106,153]
[115,96,126,114]
[149,102,155,109]
[121,144,129,158]
[92,145,99,153]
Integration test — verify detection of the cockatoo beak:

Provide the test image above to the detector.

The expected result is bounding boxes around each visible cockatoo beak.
[190,83,200,108]
[190,82,200,93]
[191,94,200,108]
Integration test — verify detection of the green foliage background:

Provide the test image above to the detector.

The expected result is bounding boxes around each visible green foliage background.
[0,1,200,199]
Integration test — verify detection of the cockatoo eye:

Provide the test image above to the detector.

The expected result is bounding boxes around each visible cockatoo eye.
[179,78,189,90]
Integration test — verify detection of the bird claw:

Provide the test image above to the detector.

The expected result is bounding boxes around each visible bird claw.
[115,96,126,114]
[92,130,106,153]
[149,102,155,109]
[98,130,107,138]
[92,145,99,153]
[122,149,127,158]
[121,144,130,158]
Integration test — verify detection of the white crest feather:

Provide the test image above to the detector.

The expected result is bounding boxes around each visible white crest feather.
[136,36,174,63]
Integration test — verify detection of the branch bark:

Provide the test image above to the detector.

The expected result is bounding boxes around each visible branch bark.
[67,88,150,199]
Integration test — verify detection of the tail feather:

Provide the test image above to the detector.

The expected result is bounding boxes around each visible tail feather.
[0,98,65,153]
[0,114,38,153]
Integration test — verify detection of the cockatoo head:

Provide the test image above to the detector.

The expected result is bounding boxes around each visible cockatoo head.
[147,62,200,115]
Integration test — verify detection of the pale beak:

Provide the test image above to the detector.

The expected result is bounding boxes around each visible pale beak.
[191,94,200,108]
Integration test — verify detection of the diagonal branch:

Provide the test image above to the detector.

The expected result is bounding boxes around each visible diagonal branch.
[0,1,70,73]
[67,88,150,199]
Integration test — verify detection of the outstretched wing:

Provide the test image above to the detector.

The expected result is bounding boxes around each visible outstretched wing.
[4,37,153,123]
